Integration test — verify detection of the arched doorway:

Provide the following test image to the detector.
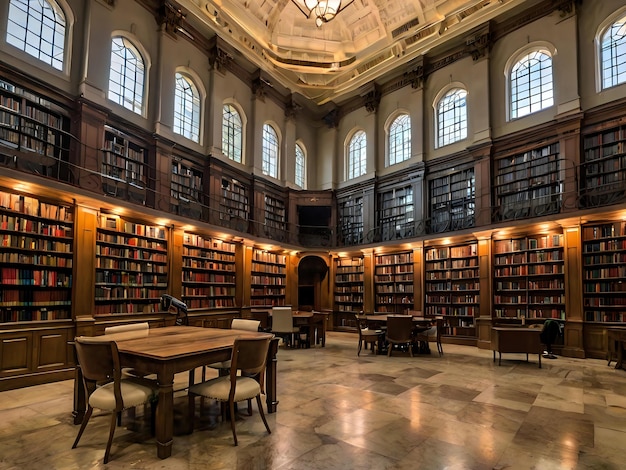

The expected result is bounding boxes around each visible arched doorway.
[297,256,328,311]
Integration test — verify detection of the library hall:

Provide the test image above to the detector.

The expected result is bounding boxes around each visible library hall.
[1,0,626,468]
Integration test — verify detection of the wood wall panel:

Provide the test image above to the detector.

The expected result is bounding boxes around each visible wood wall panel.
[0,333,32,376]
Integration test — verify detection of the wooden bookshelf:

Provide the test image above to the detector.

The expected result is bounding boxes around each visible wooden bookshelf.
[219,176,250,231]
[424,242,479,340]
[337,195,364,246]
[101,126,148,204]
[0,190,73,323]
[581,126,626,207]
[95,215,168,315]
[182,233,236,309]
[171,158,204,218]
[250,249,286,307]
[493,233,565,321]
[0,78,69,178]
[263,193,286,240]
[378,185,415,241]
[494,143,561,221]
[429,168,475,233]
[374,251,414,313]
[582,222,626,323]
[333,256,364,330]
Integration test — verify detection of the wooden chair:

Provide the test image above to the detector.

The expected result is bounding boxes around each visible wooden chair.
[355,314,384,356]
[415,317,444,356]
[72,336,157,464]
[386,315,415,357]
[187,337,272,445]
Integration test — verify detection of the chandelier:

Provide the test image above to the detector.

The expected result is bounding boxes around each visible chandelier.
[292,0,355,27]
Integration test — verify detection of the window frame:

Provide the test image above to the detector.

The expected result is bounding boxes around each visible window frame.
[506,45,554,120]
[434,86,468,149]
[596,8,626,92]
[222,101,245,164]
[347,130,367,180]
[386,112,411,167]
[108,34,149,117]
[262,122,280,179]
[173,72,201,143]
[295,142,306,189]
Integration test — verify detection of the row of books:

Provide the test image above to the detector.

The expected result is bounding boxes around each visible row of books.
[335,286,364,293]
[183,260,235,271]
[251,263,286,274]
[335,295,364,303]
[95,259,168,272]
[583,282,626,293]
[95,286,165,300]
[1,289,70,302]
[375,274,413,282]
[182,272,235,283]
[182,286,234,297]
[0,216,72,236]
[0,192,72,220]
[251,287,284,296]
[183,247,235,260]
[250,275,285,285]
[335,274,363,283]
[1,235,71,252]
[97,233,167,250]
[94,302,161,315]
[252,250,286,264]
[583,253,626,264]
[0,309,71,322]
[425,306,477,316]
[185,298,236,308]
[95,271,167,284]
[584,267,626,279]
[96,245,168,262]
[584,240,626,251]
[0,252,72,267]
[0,268,71,286]
[375,265,413,274]
[375,253,413,265]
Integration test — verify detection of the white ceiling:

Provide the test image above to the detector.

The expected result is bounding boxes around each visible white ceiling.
[180,0,531,104]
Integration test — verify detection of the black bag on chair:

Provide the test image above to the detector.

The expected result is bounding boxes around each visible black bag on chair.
[540,319,561,359]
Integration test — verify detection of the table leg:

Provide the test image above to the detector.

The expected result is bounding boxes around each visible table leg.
[156,369,174,459]
[266,337,279,413]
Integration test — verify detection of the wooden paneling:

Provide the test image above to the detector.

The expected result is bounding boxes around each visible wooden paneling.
[0,332,32,376]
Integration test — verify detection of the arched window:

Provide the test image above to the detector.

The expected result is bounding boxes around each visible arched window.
[173,73,200,142]
[388,113,411,166]
[600,13,626,89]
[262,123,279,179]
[510,50,553,119]
[347,130,367,180]
[222,104,243,163]
[108,36,145,115]
[437,88,467,148]
[6,0,66,70]
[295,143,306,188]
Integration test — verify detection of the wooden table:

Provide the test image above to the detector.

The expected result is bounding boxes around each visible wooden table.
[607,327,626,369]
[491,327,542,368]
[357,314,432,353]
[293,311,328,347]
[73,326,278,459]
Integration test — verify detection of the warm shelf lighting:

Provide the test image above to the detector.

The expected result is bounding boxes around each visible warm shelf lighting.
[291,0,355,27]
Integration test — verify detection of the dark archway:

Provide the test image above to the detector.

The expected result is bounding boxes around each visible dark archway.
[297,256,328,311]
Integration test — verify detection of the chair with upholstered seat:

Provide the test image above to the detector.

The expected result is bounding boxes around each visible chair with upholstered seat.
[386,315,415,357]
[414,317,444,356]
[355,314,384,356]
[187,336,272,445]
[271,306,301,348]
[72,336,158,464]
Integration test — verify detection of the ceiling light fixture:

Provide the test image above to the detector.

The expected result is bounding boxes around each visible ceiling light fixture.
[292,0,355,27]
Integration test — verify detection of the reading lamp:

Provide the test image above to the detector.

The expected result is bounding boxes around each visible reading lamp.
[161,294,188,326]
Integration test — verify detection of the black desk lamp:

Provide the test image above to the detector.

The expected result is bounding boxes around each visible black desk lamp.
[161,294,188,326]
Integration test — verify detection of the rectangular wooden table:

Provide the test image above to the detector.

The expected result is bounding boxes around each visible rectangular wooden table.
[73,326,278,459]
[491,327,542,368]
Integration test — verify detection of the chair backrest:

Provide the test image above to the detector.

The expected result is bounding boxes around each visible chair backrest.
[229,337,271,387]
[386,315,414,342]
[104,322,149,340]
[271,307,294,333]
[74,336,121,385]
[231,318,261,332]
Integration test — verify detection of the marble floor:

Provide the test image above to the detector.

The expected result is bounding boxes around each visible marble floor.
[1,332,626,469]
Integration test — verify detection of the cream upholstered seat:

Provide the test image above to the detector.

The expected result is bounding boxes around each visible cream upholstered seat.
[271,306,301,347]
[72,336,157,464]
[187,336,272,445]
[208,318,261,370]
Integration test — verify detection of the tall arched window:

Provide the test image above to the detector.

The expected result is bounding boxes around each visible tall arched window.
[295,143,306,188]
[262,123,279,179]
[173,73,200,142]
[347,130,367,180]
[437,88,467,148]
[388,113,411,166]
[600,13,626,89]
[6,0,66,70]
[108,36,145,115]
[222,104,243,163]
[510,50,553,119]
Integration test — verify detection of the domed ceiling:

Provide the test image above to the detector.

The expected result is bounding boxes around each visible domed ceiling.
[179,0,531,104]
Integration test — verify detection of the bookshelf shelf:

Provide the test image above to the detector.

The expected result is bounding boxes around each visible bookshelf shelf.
[493,233,565,321]
[0,189,73,323]
[374,251,414,313]
[429,168,475,233]
[582,126,626,208]
[95,215,168,315]
[424,242,479,339]
[250,249,286,307]
[582,222,626,323]
[182,233,236,309]
[378,185,415,241]
[333,256,364,330]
